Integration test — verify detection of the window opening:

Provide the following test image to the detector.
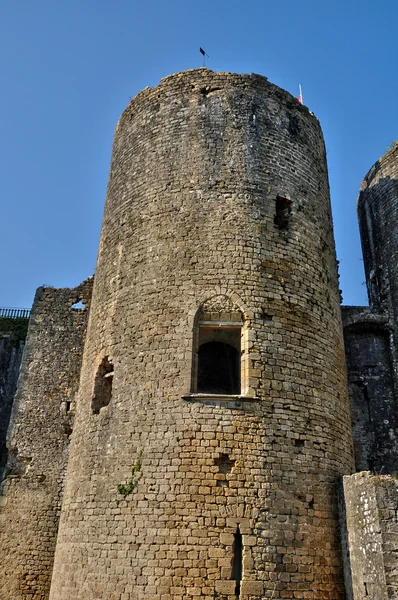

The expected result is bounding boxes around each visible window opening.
[190,298,250,397]
[274,195,292,230]
[92,357,114,414]
[71,299,86,310]
[233,527,243,597]
[197,327,241,394]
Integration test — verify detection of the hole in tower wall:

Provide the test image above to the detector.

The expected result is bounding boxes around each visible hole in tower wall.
[233,527,243,597]
[274,195,292,230]
[71,299,86,310]
[200,86,221,97]
[260,310,273,321]
[214,453,235,474]
[91,357,114,414]
[288,114,300,136]
[214,454,235,487]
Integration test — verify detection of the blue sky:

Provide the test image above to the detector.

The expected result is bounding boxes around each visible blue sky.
[1,0,397,308]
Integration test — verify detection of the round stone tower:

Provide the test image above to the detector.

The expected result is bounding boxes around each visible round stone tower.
[358,144,398,320]
[50,70,354,600]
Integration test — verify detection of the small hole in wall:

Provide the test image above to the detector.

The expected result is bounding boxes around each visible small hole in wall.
[71,299,86,310]
[260,310,273,321]
[214,453,235,474]
[66,401,71,413]
[92,357,114,414]
[199,86,221,97]
[63,424,73,437]
[294,438,305,448]
[274,195,292,230]
[214,453,235,487]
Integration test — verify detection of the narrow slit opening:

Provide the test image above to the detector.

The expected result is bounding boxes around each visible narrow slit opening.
[233,526,243,597]
[274,195,292,230]
[91,357,114,414]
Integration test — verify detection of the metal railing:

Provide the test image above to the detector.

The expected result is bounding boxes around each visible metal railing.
[0,308,31,319]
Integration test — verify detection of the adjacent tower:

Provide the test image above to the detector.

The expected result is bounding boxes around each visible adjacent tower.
[344,145,398,473]
[49,70,354,599]
[358,144,398,324]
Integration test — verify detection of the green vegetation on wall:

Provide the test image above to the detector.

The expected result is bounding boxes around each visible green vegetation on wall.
[0,317,29,346]
[117,451,143,496]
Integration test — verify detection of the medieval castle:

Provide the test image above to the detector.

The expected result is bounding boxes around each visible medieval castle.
[0,69,397,600]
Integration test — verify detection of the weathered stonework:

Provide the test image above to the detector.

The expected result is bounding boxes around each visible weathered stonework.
[338,146,398,600]
[48,69,354,600]
[342,472,398,600]
[1,71,398,600]
[357,145,398,318]
[343,146,398,475]
[0,333,24,481]
[0,280,93,599]
[342,307,398,473]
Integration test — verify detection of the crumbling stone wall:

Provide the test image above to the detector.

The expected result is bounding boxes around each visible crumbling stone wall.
[0,333,24,481]
[50,69,354,600]
[342,471,398,600]
[0,279,92,600]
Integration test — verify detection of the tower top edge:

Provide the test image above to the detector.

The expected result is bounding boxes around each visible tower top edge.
[115,68,318,133]
[357,143,398,210]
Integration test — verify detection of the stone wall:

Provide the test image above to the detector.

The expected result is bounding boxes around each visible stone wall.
[0,333,24,481]
[49,69,354,600]
[342,307,398,473]
[0,279,93,600]
[342,471,398,600]
[341,146,398,477]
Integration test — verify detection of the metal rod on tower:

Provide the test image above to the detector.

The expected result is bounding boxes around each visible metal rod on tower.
[298,84,303,104]
[199,47,209,68]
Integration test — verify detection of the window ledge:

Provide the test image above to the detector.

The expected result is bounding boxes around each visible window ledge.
[182,393,256,409]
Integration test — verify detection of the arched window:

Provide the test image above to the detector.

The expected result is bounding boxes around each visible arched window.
[190,298,244,396]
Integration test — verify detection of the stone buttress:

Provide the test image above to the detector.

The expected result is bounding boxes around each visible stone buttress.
[0,280,92,600]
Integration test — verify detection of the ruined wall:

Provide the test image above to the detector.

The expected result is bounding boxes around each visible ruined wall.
[342,307,398,473]
[342,471,398,600]
[0,333,24,480]
[50,69,354,600]
[0,279,93,600]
